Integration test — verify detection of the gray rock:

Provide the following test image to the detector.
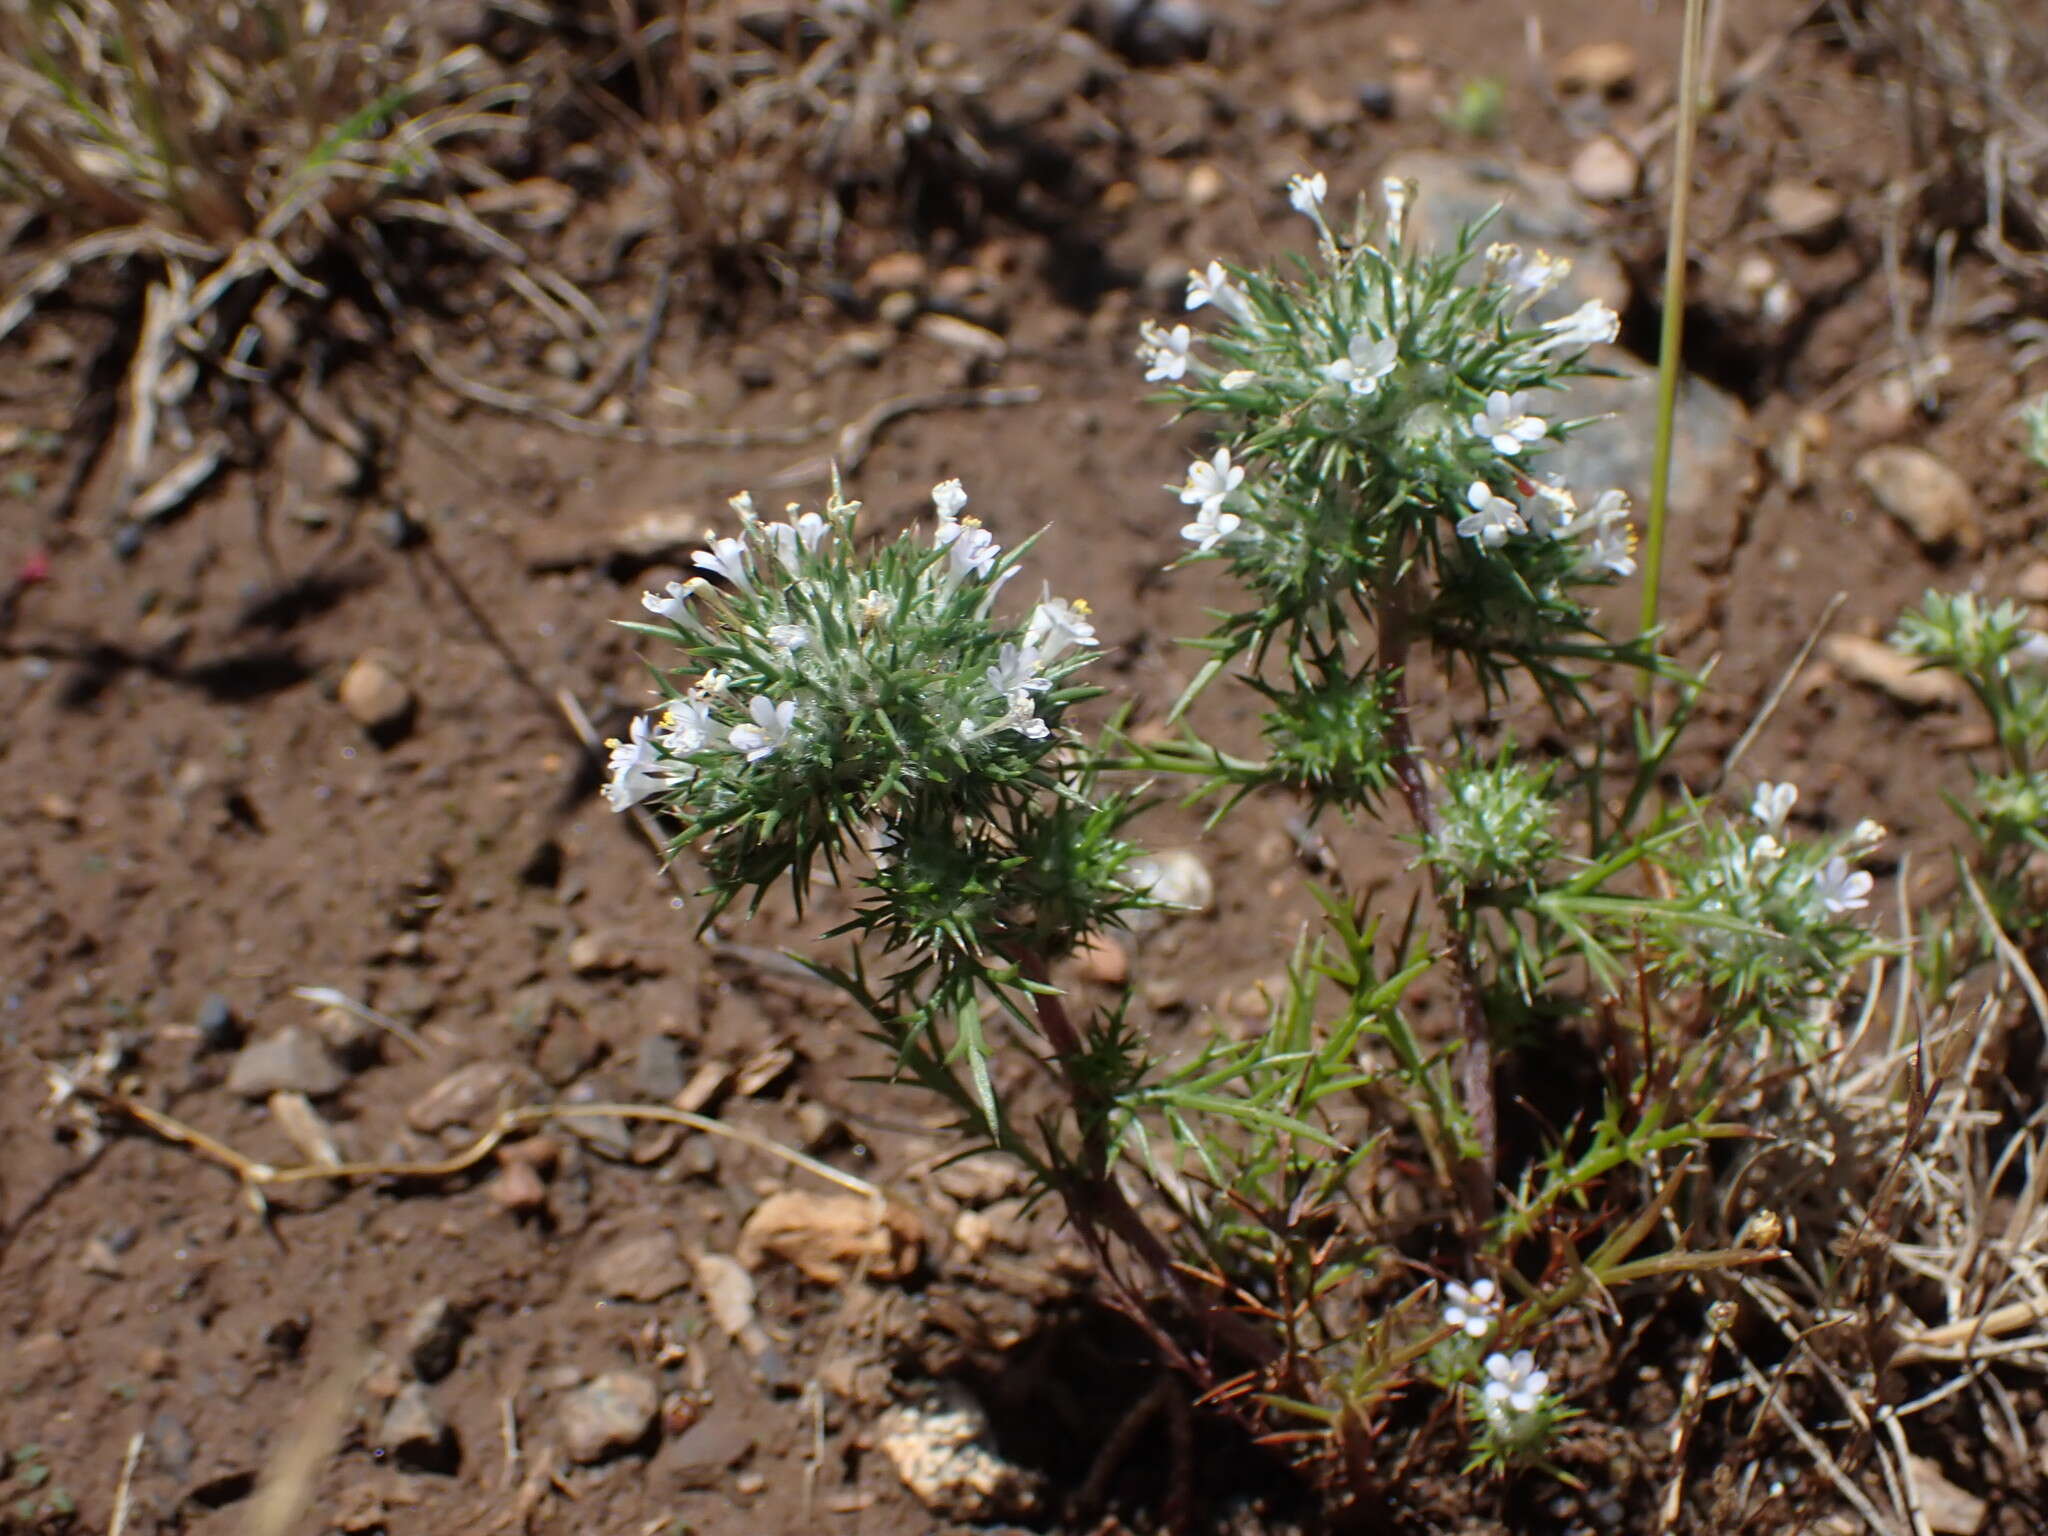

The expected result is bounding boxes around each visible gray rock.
[402,1297,467,1383]
[588,1231,691,1302]
[1543,358,1752,525]
[559,1371,659,1464]
[1083,0,1212,65]
[659,1416,754,1490]
[227,1027,347,1100]
[379,1383,457,1475]
[1382,150,1629,319]
[632,1035,687,1104]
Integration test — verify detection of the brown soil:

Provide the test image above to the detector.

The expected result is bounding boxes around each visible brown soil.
[3,1,2045,1532]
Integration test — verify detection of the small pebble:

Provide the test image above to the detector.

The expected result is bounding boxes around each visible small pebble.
[406,1061,520,1134]
[1569,136,1638,203]
[227,1027,348,1100]
[379,1383,458,1475]
[1763,178,1845,245]
[633,1034,688,1103]
[195,994,241,1052]
[1183,163,1226,207]
[1853,445,1982,554]
[339,653,415,738]
[560,1371,659,1464]
[588,1231,692,1302]
[1073,933,1129,986]
[489,1159,548,1213]
[863,252,928,292]
[540,339,586,381]
[1556,40,1638,97]
[659,1415,755,1490]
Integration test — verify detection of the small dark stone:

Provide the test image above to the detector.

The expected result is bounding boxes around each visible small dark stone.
[1083,0,1211,65]
[403,1296,468,1383]
[195,994,241,1051]
[111,522,146,560]
[375,506,425,550]
[518,838,564,888]
[1356,80,1396,119]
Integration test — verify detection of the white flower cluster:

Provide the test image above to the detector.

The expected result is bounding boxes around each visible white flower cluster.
[1142,166,1637,577]
[1440,1281,1559,1438]
[1743,781,1881,914]
[1458,477,1637,576]
[605,481,1095,812]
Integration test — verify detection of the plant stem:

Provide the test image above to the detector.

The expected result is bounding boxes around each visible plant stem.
[1378,595,1497,1227]
[1638,0,1710,656]
[1013,950,1278,1374]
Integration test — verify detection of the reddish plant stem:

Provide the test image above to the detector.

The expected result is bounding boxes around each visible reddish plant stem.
[1012,949,1279,1374]
[1378,602,1498,1228]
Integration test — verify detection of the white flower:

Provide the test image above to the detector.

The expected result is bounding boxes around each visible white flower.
[1751,833,1785,863]
[1850,818,1888,851]
[1751,781,1798,834]
[1138,321,1194,383]
[1540,298,1620,352]
[1442,1279,1499,1339]
[1470,390,1548,456]
[1482,1351,1550,1418]
[728,695,797,762]
[986,641,1049,696]
[856,589,894,629]
[1179,447,1244,515]
[1322,331,1399,397]
[693,535,753,591]
[658,697,714,755]
[1457,482,1525,549]
[995,688,1050,740]
[693,668,734,698]
[1181,502,1243,552]
[642,579,697,622]
[761,510,830,570]
[1526,477,1578,537]
[938,518,1000,587]
[1381,175,1411,243]
[1580,492,1637,576]
[932,479,968,522]
[766,623,811,652]
[1025,595,1097,662]
[1287,170,1328,219]
[1496,247,1571,310]
[604,715,674,812]
[1186,261,1252,323]
[1813,856,1874,915]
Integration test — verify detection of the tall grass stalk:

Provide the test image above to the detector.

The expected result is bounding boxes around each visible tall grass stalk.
[1639,0,1711,658]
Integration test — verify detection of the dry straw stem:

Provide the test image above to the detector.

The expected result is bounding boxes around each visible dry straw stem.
[1864,0,2048,286]
[54,1074,881,1207]
[1690,875,2048,1526]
